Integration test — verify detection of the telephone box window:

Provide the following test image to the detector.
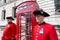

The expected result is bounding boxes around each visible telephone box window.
[19,12,32,40]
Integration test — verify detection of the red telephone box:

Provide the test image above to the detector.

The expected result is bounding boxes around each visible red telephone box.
[16,1,39,40]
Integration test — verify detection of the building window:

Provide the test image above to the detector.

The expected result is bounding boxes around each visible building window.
[54,25,60,40]
[54,0,60,14]
[0,0,1,2]
[4,0,6,3]
[2,10,6,20]
[0,0,2,4]
[12,7,16,18]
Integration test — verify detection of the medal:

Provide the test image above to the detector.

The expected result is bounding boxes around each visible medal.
[39,28,44,34]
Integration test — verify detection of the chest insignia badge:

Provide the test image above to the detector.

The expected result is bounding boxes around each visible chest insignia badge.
[39,28,44,34]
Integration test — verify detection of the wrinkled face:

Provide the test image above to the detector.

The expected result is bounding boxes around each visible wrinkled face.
[35,15,44,23]
[7,19,12,23]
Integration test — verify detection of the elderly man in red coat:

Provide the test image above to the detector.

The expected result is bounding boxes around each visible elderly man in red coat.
[2,17,16,40]
[32,9,58,40]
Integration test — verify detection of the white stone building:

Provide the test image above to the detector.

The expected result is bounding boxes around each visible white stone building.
[0,0,60,40]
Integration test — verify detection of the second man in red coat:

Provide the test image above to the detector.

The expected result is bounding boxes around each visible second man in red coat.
[2,17,16,40]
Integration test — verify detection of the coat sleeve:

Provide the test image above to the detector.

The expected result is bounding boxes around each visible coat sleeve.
[1,25,7,40]
[49,26,58,40]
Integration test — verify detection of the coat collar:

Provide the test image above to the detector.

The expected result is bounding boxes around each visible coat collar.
[8,22,13,24]
[38,22,45,25]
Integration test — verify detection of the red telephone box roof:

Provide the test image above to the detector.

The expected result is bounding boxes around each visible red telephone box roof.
[16,1,39,14]
[16,1,37,7]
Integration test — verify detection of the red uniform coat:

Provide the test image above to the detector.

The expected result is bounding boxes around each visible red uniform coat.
[2,22,16,40]
[32,22,58,40]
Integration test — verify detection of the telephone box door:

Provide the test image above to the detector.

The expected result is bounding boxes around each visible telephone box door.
[19,12,32,40]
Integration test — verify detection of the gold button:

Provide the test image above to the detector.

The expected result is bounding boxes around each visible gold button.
[37,30,38,32]
[35,39,37,40]
[36,36,38,38]
[36,33,38,35]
